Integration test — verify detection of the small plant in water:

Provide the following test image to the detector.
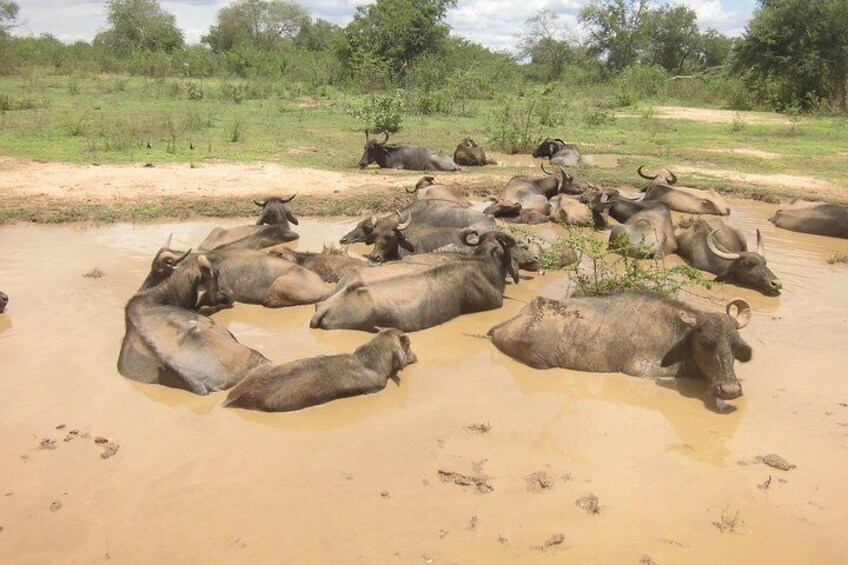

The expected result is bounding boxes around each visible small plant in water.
[466,422,492,434]
[828,251,848,264]
[712,504,741,533]
[83,268,104,279]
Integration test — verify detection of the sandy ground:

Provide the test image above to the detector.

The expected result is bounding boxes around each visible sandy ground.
[652,106,794,125]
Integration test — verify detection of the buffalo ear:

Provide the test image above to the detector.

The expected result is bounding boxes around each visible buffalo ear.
[285,210,299,225]
[398,232,415,252]
[661,335,690,368]
[679,311,698,328]
[734,341,753,363]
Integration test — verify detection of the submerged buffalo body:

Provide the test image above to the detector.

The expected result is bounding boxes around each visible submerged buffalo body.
[607,203,677,259]
[769,201,848,239]
[118,247,268,395]
[675,219,782,295]
[485,165,578,224]
[358,131,459,171]
[488,292,753,407]
[406,176,471,208]
[224,329,417,412]
[638,166,730,215]
[550,195,593,226]
[311,232,519,332]
[199,195,300,252]
[269,246,371,283]
[453,138,497,166]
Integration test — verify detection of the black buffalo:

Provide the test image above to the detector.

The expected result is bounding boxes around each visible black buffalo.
[532,138,582,167]
[358,131,459,171]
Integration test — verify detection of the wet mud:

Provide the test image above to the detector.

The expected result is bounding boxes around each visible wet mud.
[1,201,847,563]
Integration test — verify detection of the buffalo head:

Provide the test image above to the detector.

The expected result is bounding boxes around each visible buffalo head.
[532,138,566,159]
[194,255,234,314]
[467,231,519,284]
[663,298,752,402]
[365,212,414,263]
[0,291,8,313]
[255,194,298,228]
[143,233,192,289]
[359,130,390,170]
[541,163,578,195]
[637,164,678,186]
[369,327,418,381]
[406,176,436,194]
[707,229,782,295]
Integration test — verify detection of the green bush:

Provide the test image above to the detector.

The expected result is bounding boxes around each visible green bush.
[614,65,669,101]
[347,90,405,133]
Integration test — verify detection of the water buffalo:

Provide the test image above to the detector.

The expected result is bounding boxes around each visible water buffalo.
[339,200,495,245]
[675,219,782,295]
[532,138,582,167]
[358,131,459,171]
[208,248,334,308]
[550,195,593,226]
[0,291,7,313]
[485,164,578,224]
[118,246,268,395]
[224,328,417,412]
[311,231,519,332]
[453,138,497,166]
[405,176,471,208]
[487,291,753,409]
[606,203,677,259]
[769,201,848,239]
[268,245,371,284]
[638,166,730,215]
[199,195,300,252]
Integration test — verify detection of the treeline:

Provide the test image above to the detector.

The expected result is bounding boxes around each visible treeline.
[1,0,846,113]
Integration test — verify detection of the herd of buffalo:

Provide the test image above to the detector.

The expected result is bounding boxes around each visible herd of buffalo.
[4,135,844,413]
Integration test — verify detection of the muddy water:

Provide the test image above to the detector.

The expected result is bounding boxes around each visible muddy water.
[1,201,847,564]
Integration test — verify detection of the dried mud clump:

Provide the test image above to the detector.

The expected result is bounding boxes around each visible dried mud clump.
[576,493,600,515]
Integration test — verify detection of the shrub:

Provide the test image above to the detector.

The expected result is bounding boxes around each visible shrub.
[347,90,405,133]
[485,86,554,154]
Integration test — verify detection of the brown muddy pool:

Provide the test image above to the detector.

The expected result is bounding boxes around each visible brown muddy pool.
[1,200,847,563]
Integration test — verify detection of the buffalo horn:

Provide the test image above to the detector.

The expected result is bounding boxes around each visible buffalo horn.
[706,229,741,260]
[173,248,192,266]
[280,194,297,204]
[459,227,479,245]
[541,163,553,175]
[666,170,678,185]
[365,129,370,141]
[253,199,266,207]
[369,215,378,227]
[381,131,389,144]
[637,164,658,180]
[164,233,173,249]
[396,211,412,231]
[553,138,566,145]
[405,184,418,194]
[756,229,766,257]
[726,298,752,329]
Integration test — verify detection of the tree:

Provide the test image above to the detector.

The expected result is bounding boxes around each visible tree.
[95,0,184,54]
[734,0,848,110]
[202,0,309,52]
[641,4,700,73]
[579,0,648,71]
[697,29,734,69]
[518,9,574,82]
[342,0,456,79]
[0,1,19,36]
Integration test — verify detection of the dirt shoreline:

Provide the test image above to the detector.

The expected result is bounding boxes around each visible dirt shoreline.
[0,158,844,225]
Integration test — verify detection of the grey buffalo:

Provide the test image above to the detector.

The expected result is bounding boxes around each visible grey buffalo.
[638,166,730,215]
[224,329,417,412]
[485,164,579,224]
[268,245,371,283]
[358,131,459,171]
[532,138,582,167]
[311,231,520,332]
[199,195,300,252]
[605,201,677,259]
[406,176,471,208]
[453,138,497,166]
[675,219,782,295]
[118,244,268,395]
[488,291,753,409]
[769,201,848,239]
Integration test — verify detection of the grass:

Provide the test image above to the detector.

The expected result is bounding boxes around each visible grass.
[82,267,105,278]
[828,251,848,265]
[465,422,492,434]
[0,69,847,213]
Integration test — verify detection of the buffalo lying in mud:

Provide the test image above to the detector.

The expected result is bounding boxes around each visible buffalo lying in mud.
[118,244,268,394]
[604,201,677,259]
[268,245,371,284]
[676,219,782,295]
[224,329,417,412]
[638,166,730,215]
[339,200,495,245]
[358,131,459,171]
[406,176,471,208]
[311,231,519,332]
[485,164,579,224]
[532,138,582,167]
[199,195,300,252]
[453,138,497,166]
[549,194,593,226]
[0,291,7,313]
[488,291,753,410]
[769,201,848,239]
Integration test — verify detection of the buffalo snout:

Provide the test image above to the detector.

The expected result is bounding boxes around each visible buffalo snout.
[0,291,8,313]
[713,380,742,400]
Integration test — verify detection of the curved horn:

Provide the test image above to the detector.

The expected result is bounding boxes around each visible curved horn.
[726,298,752,329]
[756,228,765,257]
[253,199,266,207]
[164,233,173,248]
[365,129,370,141]
[637,165,658,180]
[280,194,296,204]
[541,163,553,175]
[173,248,192,266]
[405,184,418,194]
[381,131,389,144]
[395,211,412,231]
[666,170,678,185]
[707,229,741,260]
[459,226,479,245]
[553,138,566,145]
[494,232,517,248]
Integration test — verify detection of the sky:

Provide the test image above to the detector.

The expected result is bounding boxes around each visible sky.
[13,0,758,53]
